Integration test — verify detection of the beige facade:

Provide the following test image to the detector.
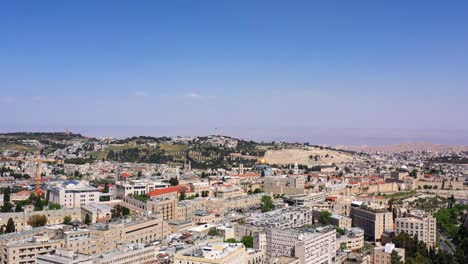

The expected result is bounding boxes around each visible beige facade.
[330,214,352,229]
[147,197,178,221]
[90,214,169,254]
[94,244,157,264]
[336,228,364,251]
[0,235,63,264]
[395,214,436,248]
[81,204,111,224]
[373,243,405,264]
[174,242,264,264]
[63,228,93,255]
[263,175,305,195]
[0,208,81,231]
[350,204,393,242]
[214,186,244,199]
[37,249,93,264]
[265,227,336,264]
[48,181,101,209]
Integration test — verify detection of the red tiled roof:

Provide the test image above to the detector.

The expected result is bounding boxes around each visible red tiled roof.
[14,190,32,196]
[147,186,181,197]
[121,173,131,178]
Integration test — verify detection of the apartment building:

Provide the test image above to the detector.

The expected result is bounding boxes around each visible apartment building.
[283,193,327,207]
[37,249,93,264]
[94,244,157,264]
[214,185,244,199]
[373,243,405,264]
[90,214,170,251]
[336,227,364,251]
[248,206,314,229]
[47,180,100,208]
[81,204,112,224]
[264,175,305,195]
[265,227,336,264]
[174,242,265,264]
[350,203,393,242]
[330,214,352,229]
[115,178,170,198]
[63,228,93,255]
[147,197,178,221]
[0,234,63,264]
[395,213,436,248]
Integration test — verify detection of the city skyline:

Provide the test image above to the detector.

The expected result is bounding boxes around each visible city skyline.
[1,1,468,145]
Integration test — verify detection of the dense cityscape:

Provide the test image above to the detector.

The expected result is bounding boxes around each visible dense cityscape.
[0,132,466,264]
[2,1,468,264]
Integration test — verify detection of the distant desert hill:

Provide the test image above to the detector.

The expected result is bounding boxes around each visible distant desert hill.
[336,142,468,153]
[262,147,354,165]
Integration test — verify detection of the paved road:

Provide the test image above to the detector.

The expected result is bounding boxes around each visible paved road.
[438,229,455,254]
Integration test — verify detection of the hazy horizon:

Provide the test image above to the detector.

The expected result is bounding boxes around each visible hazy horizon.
[1,125,468,146]
[2,1,468,145]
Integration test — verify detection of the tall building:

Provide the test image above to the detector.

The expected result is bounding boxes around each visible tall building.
[266,227,336,264]
[47,180,101,208]
[174,242,265,264]
[94,244,157,264]
[263,175,305,195]
[395,213,436,248]
[350,203,393,242]
[0,234,63,264]
[37,249,93,264]
[373,243,405,264]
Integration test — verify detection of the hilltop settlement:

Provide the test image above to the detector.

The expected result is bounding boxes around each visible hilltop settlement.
[0,132,467,264]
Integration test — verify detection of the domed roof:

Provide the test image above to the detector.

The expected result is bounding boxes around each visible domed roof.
[259,159,267,164]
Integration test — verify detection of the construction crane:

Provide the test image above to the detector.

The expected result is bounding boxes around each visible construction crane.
[0,156,63,196]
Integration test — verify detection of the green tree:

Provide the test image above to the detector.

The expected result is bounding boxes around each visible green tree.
[336,227,345,236]
[48,203,61,210]
[179,190,186,201]
[1,187,13,212]
[208,228,220,236]
[390,249,403,264]
[253,188,263,194]
[319,210,332,225]
[28,215,48,227]
[122,206,130,216]
[260,195,274,212]
[3,187,11,203]
[169,177,179,186]
[63,215,72,224]
[84,214,92,225]
[224,238,237,243]
[15,203,23,212]
[241,236,253,248]
[5,218,15,233]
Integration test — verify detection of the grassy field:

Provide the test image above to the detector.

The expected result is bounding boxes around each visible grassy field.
[90,144,149,159]
[0,143,35,152]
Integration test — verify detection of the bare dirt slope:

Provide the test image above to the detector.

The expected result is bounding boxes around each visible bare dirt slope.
[336,143,468,153]
[262,148,353,165]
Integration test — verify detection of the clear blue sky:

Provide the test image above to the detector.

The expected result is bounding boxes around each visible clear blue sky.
[1,1,468,145]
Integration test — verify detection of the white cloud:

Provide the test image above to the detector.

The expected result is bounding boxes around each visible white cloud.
[134,91,148,97]
[32,96,43,102]
[0,96,15,103]
[184,92,202,98]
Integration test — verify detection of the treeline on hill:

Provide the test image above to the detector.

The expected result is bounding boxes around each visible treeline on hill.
[0,132,83,141]
[106,147,173,164]
[429,156,468,164]
[235,140,266,156]
[111,136,171,145]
